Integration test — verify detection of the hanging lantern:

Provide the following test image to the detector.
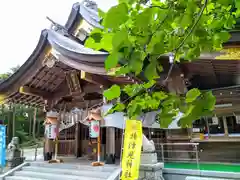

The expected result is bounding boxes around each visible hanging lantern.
[44,111,59,139]
[90,120,100,138]
[45,124,58,139]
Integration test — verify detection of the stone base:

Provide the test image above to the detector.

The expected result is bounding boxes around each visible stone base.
[8,157,25,168]
[105,154,115,164]
[141,152,158,164]
[139,162,165,180]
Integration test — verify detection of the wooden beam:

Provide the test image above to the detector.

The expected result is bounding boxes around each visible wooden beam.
[19,86,52,98]
[81,71,111,88]
[50,86,102,110]
[47,81,70,109]
[67,99,102,110]
[83,84,102,93]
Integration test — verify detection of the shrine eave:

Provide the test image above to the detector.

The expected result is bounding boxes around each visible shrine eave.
[0,33,133,107]
[0,30,49,94]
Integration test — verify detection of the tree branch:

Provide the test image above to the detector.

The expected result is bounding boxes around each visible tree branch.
[150,5,168,9]
[175,0,208,52]
[146,4,173,45]
[163,0,208,83]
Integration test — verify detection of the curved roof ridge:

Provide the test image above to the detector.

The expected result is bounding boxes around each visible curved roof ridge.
[47,30,107,62]
[65,2,81,33]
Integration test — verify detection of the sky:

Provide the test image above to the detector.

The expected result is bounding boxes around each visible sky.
[0,0,117,74]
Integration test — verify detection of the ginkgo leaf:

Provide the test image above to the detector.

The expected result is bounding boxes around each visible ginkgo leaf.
[103,3,129,29]
[186,88,201,103]
[103,85,121,101]
[112,29,128,49]
[105,52,121,71]
[144,61,159,80]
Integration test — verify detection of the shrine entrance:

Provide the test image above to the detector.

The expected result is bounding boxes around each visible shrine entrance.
[57,125,76,156]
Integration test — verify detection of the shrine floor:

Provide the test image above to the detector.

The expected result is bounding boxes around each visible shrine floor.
[165,162,240,172]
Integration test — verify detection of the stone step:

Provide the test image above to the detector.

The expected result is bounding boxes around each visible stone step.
[22,166,111,179]
[5,176,47,180]
[30,162,118,172]
[14,171,104,180]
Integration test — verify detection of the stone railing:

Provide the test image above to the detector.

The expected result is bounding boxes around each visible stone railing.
[107,168,121,180]
[139,163,164,180]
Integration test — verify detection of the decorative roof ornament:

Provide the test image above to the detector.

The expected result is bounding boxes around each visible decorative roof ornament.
[46,16,68,35]
[45,58,55,68]
[83,0,98,11]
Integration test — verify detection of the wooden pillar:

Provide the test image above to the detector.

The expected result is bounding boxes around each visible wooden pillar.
[105,127,115,164]
[223,116,229,137]
[43,111,58,161]
[44,136,53,161]
[75,122,81,157]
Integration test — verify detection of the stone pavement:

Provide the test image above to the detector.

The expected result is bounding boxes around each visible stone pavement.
[23,147,44,161]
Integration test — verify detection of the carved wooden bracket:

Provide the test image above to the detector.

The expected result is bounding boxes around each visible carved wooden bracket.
[65,70,82,94]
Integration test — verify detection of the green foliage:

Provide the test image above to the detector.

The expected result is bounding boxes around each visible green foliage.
[0,74,9,81]
[103,3,129,28]
[103,85,121,101]
[0,65,20,82]
[86,0,238,127]
[186,88,201,103]
[0,104,44,144]
[105,52,121,70]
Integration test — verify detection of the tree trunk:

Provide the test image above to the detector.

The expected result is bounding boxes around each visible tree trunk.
[1,104,4,123]
[37,116,41,138]
[32,108,37,140]
[29,110,32,136]
[8,104,13,143]
[12,105,16,137]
